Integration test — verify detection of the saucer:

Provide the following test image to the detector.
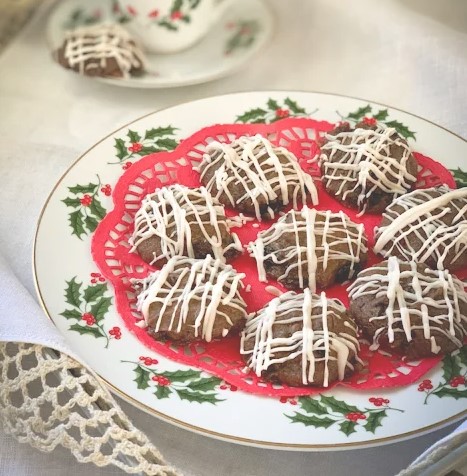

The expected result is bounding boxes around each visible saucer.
[46,0,274,88]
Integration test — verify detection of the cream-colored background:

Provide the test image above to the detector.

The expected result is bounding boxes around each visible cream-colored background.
[0,0,466,474]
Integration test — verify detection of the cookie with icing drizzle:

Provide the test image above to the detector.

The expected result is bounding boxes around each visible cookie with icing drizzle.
[240,290,361,387]
[316,123,418,215]
[134,255,247,343]
[129,185,243,265]
[196,134,318,220]
[55,23,145,79]
[374,186,467,271]
[348,257,467,359]
[249,207,368,290]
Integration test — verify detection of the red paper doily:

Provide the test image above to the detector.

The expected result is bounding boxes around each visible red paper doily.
[92,118,459,397]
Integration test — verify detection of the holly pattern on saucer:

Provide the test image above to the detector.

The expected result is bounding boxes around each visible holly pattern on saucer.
[285,395,403,436]
[123,358,224,403]
[63,7,102,30]
[60,274,117,347]
[224,20,260,55]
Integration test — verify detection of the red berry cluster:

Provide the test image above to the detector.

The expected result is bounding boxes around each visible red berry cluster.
[345,412,366,422]
[275,108,290,119]
[279,396,298,405]
[362,116,377,126]
[82,312,96,326]
[148,9,159,18]
[418,379,433,391]
[128,142,142,153]
[152,375,171,386]
[127,5,137,16]
[369,397,390,407]
[122,162,132,170]
[90,272,105,284]
[109,326,121,339]
[100,184,112,196]
[219,382,238,392]
[450,375,465,388]
[171,10,182,20]
[139,356,159,366]
[80,194,93,206]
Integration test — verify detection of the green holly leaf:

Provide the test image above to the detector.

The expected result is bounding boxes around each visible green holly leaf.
[64,277,82,308]
[89,197,106,220]
[144,126,177,140]
[159,369,202,382]
[189,0,201,8]
[235,108,268,123]
[127,130,141,143]
[90,297,112,322]
[84,215,99,233]
[384,120,416,139]
[60,309,82,320]
[69,210,86,239]
[319,395,360,415]
[373,109,389,121]
[286,412,336,428]
[346,105,372,121]
[187,377,221,392]
[137,146,159,156]
[180,15,191,23]
[171,0,183,13]
[83,283,107,303]
[364,410,387,433]
[154,385,172,399]
[134,365,150,390]
[267,98,280,111]
[442,353,462,383]
[68,183,98,194]
[62,197,81,208]
[339,420,358,436]
[457,346,467,366]
[432,387,467,400]
[155,137,179,150]
[158,20,178,31]
[69,323,104,339]
[175,389,224,404]
[284,97,306,114]
[450,168,467,188]
[298,397,329,415]
[114,138,128,161]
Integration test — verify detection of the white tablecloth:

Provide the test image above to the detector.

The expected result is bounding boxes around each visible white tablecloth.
[1,0,466,474]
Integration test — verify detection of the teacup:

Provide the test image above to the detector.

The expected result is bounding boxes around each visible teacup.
[115,0,232,54]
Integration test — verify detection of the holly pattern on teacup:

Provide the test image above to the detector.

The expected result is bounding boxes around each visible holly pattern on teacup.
[123,359,225,403]
[418,347,467,404]
[235,97,316,123]
[62,177,110,239]
[63,7,102,30]
[115,0,202,31]
[60,274,118,348]
[112,126,179,168]
[224,20,260,55]
[451,168,467,188]
[338,105,416,139]
[285,395,403,436]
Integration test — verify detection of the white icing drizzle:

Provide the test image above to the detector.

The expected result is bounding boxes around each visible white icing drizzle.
[348,257,467,352]
[317,126,416,215]
[61,23,145,78]
[135,256,247,342]
[240,290,360,387]
[196,134,318,220]
[129,185,242,264]
[249,207,367,291]
[374,186,467,269]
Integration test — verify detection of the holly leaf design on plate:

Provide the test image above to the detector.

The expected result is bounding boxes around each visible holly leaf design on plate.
[68,183,98,194]
[144,126,177,140]
[89,197,106,220]
[339,420,357,436]
[235,108,268,124]
[432,388,467,400]
[127,130,141,143]
[90,297,112,323]
[186,377,221,392]
[298,397,329,415]
[441,353,462,383]
[62,197,81,208]
[372,109,389,121]
[346,105,372,121]
[84,215,99,233]
[114,138,128,161]
[159,369,203,382]
[450,168,467,188]
[154,386,172,399]
[175,389,224,404]
[319,395,360,414]
[364,410,387,433]
[60,309,82,320]
[64,277,82,308]
[69,209,86,239]
[458,346,467,366]
[69,323,104,339]
[284,97,306,114]
[83,283,107,303]
[286,413,336,429]
[384,120,416,139]
[134,365,151,390]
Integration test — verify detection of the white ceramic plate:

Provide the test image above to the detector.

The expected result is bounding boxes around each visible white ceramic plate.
[34,91,467,450]
[46,0,273,88]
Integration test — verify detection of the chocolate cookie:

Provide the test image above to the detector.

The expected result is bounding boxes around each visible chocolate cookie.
[130,185,242,265]
[134,256,247,343]
[55,23,145,78]
[241,290,361,387]
[196,134,318,220]
[317,123,418,214]
[374,186,467,271]
[348,257,467,359]
[249,207,368,290]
